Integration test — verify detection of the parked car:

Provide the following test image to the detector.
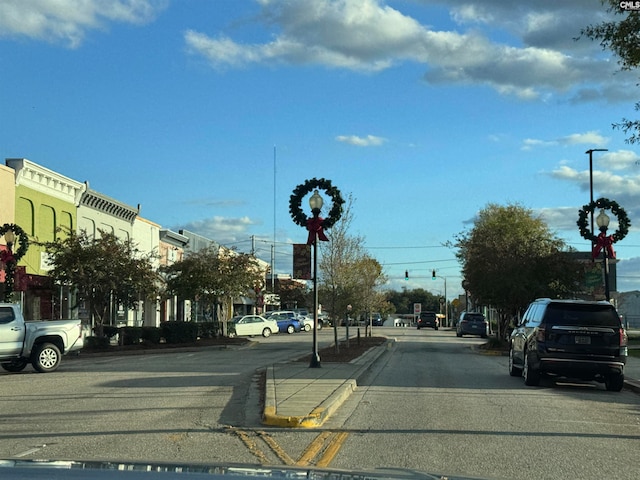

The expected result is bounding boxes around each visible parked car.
[0,303,84,373]
[264,311,302,334]
[456,312,488,338]
[509,298,628,391]
[228,315,279,338]
[360,312,383,326]
[417,311,439,330]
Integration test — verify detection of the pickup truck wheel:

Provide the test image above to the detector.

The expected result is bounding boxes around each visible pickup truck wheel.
[1,360,28,372]
[31,343,61,373]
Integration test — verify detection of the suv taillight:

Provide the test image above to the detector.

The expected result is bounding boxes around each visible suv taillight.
[620,328,628,347]
[536,327,546,343]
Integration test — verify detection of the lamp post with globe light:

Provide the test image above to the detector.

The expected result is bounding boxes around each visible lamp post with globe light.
[0,224,29,303]
[289,178,344,369]
[595,209,612,302]
[308,189,323,368]
[577,198,629,303]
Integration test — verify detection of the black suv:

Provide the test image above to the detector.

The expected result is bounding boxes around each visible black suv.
[509,299,627,391]
[417,311,439,330]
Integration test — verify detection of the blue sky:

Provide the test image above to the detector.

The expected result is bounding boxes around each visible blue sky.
[2,0,640,297]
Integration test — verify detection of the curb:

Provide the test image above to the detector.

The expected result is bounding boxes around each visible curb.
[67,340,255,359]
[624,378,640,394]
[262,338,394,428]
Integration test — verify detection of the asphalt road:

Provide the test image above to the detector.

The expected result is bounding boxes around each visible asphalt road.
[1,327,638,480]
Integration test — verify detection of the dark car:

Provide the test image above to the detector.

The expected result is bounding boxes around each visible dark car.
[509,298,628,391]
[417,311,439,330]
[456,312,488,338]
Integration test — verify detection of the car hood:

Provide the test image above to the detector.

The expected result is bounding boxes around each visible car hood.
[0,459,488,480]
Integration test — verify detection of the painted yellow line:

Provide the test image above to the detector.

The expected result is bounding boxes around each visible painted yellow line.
[257,431,296,466]
[315,431,349,468]
[228,428,269,465]
[296,431,333,466]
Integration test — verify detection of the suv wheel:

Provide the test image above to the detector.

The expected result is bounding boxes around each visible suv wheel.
[508,348,522,377]
[523,351,540,386]
[605,373,624,392]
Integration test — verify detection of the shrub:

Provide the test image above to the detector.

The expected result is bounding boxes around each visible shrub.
[161,321,198,344]
[197,322,220,338]
[141,326,162,344]
[102,325,119,338]
[84,336,110,349]
[119,327,142,346]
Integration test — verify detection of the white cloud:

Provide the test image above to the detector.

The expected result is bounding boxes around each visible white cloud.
[598,150,640,171]
[559,131,609,146]
[537,206,580,232]
[0,0,165,47]
[178,216,259,246]
[185,0,634,102]
[522,130,609,150]
[548,163,640,225]
[336,134,387,146]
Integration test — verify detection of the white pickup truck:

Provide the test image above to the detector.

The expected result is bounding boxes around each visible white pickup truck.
[0,303,84,373]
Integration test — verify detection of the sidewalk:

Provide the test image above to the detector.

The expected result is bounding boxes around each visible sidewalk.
[262,342,640,428]
[263,340,393,428]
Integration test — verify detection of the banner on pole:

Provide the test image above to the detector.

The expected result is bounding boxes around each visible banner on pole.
[293,244,311,280]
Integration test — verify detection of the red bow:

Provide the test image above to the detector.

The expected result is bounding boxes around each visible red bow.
[307,217,329,245]
[592,232,616,260]
[0,250,14,264]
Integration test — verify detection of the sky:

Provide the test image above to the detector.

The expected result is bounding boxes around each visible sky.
[1,0,640,298]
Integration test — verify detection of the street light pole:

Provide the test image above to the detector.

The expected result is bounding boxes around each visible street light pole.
[432,271,447,327]
[596,209,611,302]
[586,149,608,251]
[309,190,323,368]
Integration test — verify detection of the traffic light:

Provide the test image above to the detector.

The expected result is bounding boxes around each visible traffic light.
[405,270,409,281]
[432,270,436,280]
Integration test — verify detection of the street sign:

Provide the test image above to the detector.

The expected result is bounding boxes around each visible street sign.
[413,303,421,315]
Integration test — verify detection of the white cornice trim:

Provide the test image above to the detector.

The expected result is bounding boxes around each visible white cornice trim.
[7,158,85,204]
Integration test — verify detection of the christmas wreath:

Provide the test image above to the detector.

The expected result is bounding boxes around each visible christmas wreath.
[0,223,29,301]
[577,198,630,243]
[0,223,29,262]
[289,178,344,228]
[289,178,344,244]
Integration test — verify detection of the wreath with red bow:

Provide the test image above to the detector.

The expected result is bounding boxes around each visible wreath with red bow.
[577,198,630,260]
[0,223,29,263]
[1,223,29,300]
[289,178,344,244]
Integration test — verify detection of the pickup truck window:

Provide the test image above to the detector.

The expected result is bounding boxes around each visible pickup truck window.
[0,306,15,324]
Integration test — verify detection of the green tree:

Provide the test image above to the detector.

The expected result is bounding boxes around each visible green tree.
[581,2,640,143]
[40,230,159,337]
[453,203,581,341]
[162,246,264,334]
[386,288,440,314]
[318,194,386,324]
[277,278,310,310]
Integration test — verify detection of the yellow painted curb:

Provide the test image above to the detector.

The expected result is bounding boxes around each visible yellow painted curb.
[262,405,326,428]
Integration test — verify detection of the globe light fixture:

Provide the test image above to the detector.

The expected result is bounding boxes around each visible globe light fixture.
[596,209,610,231]
[309,190,323,215]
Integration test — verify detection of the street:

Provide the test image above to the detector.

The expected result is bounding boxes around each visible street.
[0,327,638,480]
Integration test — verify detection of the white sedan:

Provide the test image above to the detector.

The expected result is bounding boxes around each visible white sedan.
[298,315,322,331]
[228,315,279,338]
